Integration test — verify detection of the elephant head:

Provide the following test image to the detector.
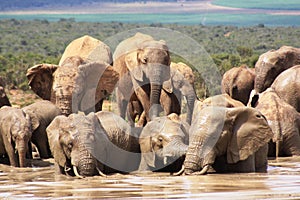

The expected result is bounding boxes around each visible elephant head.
[47,111,140,177]
[139,113,189,172]
[0,106,40,167]
[26,56,119,116]
[181,106,272,175]
[254,46,300,93]
[114,32,171,121]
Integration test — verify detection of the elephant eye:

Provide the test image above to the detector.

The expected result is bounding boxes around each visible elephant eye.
[141,57,148,64]
[256,114,262,119]
[158,136,163,143]
[67,142,73,150]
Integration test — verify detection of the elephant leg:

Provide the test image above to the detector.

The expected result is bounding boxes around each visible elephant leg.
[227,155,255,173]
[95,99,104,112]
[32,129,51,159]
[255,144,268,172]
[134,86,151,122]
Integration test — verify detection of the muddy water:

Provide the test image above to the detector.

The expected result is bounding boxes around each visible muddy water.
[0,157,300,199]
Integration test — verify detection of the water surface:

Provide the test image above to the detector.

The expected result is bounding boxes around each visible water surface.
[0,157,300,199]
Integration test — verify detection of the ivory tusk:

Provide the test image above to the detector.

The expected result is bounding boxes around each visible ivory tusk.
[194,165,210,175]
[96,167,107,177]
[172,165,185,176]
[73,166,84,179]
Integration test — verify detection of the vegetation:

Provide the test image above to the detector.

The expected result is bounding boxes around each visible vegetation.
[0,19,299,99]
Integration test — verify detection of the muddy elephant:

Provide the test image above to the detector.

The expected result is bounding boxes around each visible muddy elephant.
[138,113,189,172]
[46,111,141,177]
[221,65,255,105]
[127,63,196,126]
[250,88,300,157]
[271,65,300,112]
[26,35,118,116]
[113,32,171,122]
[176,102,273,175]
[0,100,61,167]
[23,100,62,159]
[27,56,118,116]
[254,46,300,93]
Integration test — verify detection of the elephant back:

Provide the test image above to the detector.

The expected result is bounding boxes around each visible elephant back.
[59,35,112,66]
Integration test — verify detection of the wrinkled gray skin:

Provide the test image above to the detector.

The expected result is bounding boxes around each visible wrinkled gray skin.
[113,32,171,122]
[180,103,273,175]
[0,100,61,167]
[127,67,196,126]
[251,88,300,157]
[221,65,255,105]
[139,113,189,172]
[47,111,141,177]
[254,46,300,93]
[271,65,300,112]
[26,56,118,116]
[0,107,35,167]
[22,100,61,159]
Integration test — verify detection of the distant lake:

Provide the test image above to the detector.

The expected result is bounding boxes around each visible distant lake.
[0,13,299,26]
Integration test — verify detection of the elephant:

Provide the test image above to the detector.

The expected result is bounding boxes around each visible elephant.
[46,111,141,177]
[221,65,255,105]
[254,45,300,93]
[27,56,119,116]
[200,93,245,109]
[26,35,118,116]
[0,100,61,167]
[0,76,11,107]
[127,62,197,126]
[113,32,171,123]
[271,65,300,112]
[250,88,300,157]
[138,113,189,172]
[22,100,62,159]
[175,102,273,175]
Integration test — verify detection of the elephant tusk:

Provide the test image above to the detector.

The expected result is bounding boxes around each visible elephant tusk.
[73,166,84,179]
[96,167,107,177]
[194,165,210,175]
[164,156,168,165]
[172,165,185,176]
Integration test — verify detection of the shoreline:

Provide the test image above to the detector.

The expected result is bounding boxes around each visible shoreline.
[1,1,300,16]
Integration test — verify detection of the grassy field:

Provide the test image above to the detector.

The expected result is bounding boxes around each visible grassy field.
[212,0,300,10]
[0,13,299,26]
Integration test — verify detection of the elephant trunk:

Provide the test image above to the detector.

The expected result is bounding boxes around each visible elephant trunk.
[56,94,74,116]
[185,92,196,125]
[76,145,97,177]
[149,83,162,120]
[16,140,28,168]
[163,138,188,166]
[184,135,216,175]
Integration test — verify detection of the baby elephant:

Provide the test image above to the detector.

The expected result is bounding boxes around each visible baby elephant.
[0,100,61,167]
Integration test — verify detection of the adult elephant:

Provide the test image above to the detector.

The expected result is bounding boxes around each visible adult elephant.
[127,62,196,126]
[254,45,300,93]
[271,65,300,112]
[47,111,141,177]
[251,88,300,157]
[0,100,61,167]
[113,32,171,122]
[27,56,118,116]
[221,65,255,105]
[175,103,273,175]
[138,113,189,172]
[23,100,62,159]
[26,35,118,116]
[0,77,11,107]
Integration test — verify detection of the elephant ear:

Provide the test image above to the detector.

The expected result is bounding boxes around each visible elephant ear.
[26,64,58,100]
[22,109,40,131]
[227,107,273,164]
[46,116,67,167]
[125,51,143,82]
[78,62,119,111]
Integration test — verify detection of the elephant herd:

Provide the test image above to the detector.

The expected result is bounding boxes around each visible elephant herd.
[0,33,299,178]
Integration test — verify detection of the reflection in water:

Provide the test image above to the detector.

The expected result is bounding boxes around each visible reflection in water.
[0,157,300,199]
